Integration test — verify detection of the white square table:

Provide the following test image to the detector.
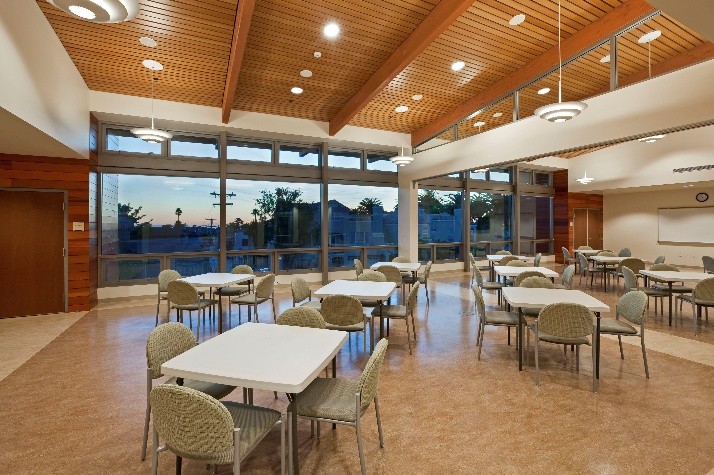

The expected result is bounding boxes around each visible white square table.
[589,256,627,291]
[574,249,601,256]
[180,273,254,333]
[502,287,609,377]
[639,270,711,327]
[487,255,528,280]
[493,266,559,286]
[370,261,422,277]
[161,322,348,475]
[314,280,396,352]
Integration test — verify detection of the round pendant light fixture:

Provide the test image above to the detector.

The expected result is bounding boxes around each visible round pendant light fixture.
[638,30,662,78]
[534,0,587,122]
[576,171,595,184]
[131,77,172,143]
[47,0,139,23]
[390,147,413,167]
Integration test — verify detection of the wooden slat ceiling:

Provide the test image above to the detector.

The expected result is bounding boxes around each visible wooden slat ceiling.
[37,0,707,134]
[556,144,613,158]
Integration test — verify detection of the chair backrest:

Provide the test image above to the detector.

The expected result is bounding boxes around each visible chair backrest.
[519,276,555,289]
[471,284,486,318]
[291,276,310,304]
[577,253,588,269]
[649,263,678,272]
[392,256,410,263]
[473,267,484,287]
[158,269,181,292]
[423,261,432,278]
[618,257,645,274]
[321,295,364,326]
[562,264,576,288]
[376,265,403,285]
[150,385,234,460]
[167,280,199,306]
[358,270,386,282]
[654,255,666,264]
[703,256,714,273]
[562,247,571,262]
[357,339,389,413]
[354,259,364,276]
[597,251,617,257]
[514,271,547,287]
[537,303,593,338]
[533,253,542,267]
[255,274,275,298]
[617,291,648,325]
[578,246,592,250]
[495,250,511,255]
[693,277,714,301]
[146,322,196,379]
[276,307,326,328]
[622,266,638,291]
[499,255,519,265]
[618,248,632,257]
[506,260,529,267]
[406,281,420,312]
[231,264,253,274]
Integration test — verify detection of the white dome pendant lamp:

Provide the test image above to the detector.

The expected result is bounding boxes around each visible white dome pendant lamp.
[47,0,139,23]
[390,146,414,167]
[131,77,173,143]
[534,0,588,122]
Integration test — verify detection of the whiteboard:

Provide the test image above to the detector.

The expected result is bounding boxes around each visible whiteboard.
[658,207,714,243]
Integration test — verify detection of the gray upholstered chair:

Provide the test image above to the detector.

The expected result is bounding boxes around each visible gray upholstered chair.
[599,290,650,378]
[403,260,432,302]
[562,247,576,268]
[371,282,419,354]
[613,257,645,288]
[357,270,387,309]
[703,256,714,274]
[677,277,714,335]
[648,264,694,298]
[376,264,405,303]
[533,253,542,268]
[322,295,368,355]
[230,274,276,323]
[472,284,521,360]
[514,271,547,288]
[654,255,666,264]
[622,266,667,315]
[554,264,576,289]
[354,259,364,278]
[277,307,326,329]
[215,265,254,320]
[495,250,512,255]
[527,303,597,392]
[290,276,321,311]
[167,280,218,330]
[142,323,235,461]
[291,339,388,475]
[469,253,490,282]
[578,253,605,287]
[618,248,632,257]
[156,269,181,326]
[149,384,284,475]
[473,264,504,307]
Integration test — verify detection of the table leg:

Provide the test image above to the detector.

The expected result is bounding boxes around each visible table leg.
[668,282,673,326]
[595,312,601,380]
[518,308,523,371]
[289,394,299,475]
[218,287,225,334]
[379,300,385,340]
[490,262,495,282]
[176,378,183,386]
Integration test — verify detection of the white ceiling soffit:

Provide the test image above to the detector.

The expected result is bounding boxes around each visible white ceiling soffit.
[645,0,714,42]
[0,107,83,159]
[403,60,714,182]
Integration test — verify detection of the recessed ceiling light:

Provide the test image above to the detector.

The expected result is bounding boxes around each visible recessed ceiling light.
[537,87,550,95]
[412,94,423,101]
[683,184,694,187]
[473,121,486,127]
[139,37,157,48]
[509,13,526,26]
[638,30,662,44]
[600,54,610,63]
[493,112,503,118]
[638,134,667,142]
[324,23,340,38]
[300,69,313,78]
[451,61,465,71]
[314,52,322,58]
[291,87,303,94]
[395,105,409,113]
[466,110,483,119]
[142,59,163,71]
[68,5,95,19]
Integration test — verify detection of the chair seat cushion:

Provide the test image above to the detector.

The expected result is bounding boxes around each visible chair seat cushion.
[164,377,235,400]
[214,285,250,297]
[637,287,669,297]
[481,282,504,290]
[296,377,360,422]
[598,318,638,335]
[553,284,568,290]
[522,308,540,317]
[231,294,270,305]
[359,299,380,307]
[372,305,407,318]
[677,295,714,306]
[300,300,322,310]
[484,311,521,326]
[326,321,365,332]
[528,324,590,345]
[173,299,218,311]
[651,284,694,293]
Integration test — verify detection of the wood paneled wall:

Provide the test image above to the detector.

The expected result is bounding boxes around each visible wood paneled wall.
[553,169,604,263]
[0,119,98,311]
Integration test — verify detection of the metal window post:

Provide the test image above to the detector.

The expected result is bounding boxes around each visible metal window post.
[219,131,227,272]
[610,35,618,91]
[463,172,470,271]
[321,141,329,284]
[513,90,520,122]
[513,165,521,255]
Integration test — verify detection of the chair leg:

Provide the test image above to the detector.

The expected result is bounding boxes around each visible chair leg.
[255,304,259,323]
[155,294,161,326]
[618,335,624,359]
[534,331,540,386]
[176,455,182,475]
[142,371,152,461]
[356,414,367,475]
[317,421,321,439]
[592,341,598,393]
[507,327,511,346]
[151,426,159,475]
[575,345,580,372]
[477,322,484,361]
[641,335,650,379]
[411,311,417,341]
[374,395,385,448]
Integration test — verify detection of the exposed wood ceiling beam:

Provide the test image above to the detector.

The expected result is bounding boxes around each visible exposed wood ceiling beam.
[411,0,657,146]
[619,41,714,88]
[328,0,476,137]
[221,0,256,124]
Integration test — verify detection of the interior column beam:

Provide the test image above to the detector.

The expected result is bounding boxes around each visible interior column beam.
[221,0,257,124]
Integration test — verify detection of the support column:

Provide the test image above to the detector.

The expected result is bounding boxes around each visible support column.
[609,35,618,91]
[462,173,470,271]
[398,173,419,261]
[513,165,521,255]
[219,131,227,272]
[320,141,329,284]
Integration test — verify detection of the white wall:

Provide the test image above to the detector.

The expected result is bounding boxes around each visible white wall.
[0,1,89,158]
[604,187,714,268]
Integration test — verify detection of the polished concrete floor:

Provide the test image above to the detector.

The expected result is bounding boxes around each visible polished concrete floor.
[1,266,714,474]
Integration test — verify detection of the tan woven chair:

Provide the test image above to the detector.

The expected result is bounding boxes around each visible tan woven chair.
[149,384,284,475]
[554,264,576,289]
[597,251,617,257]
[600,291,650,378]
[376,264,405,303]
[215,265,254,320]
[514,271,547,287]
[291,339,388,475]
[230,274,276,324]
[473,263,504,307]
[612,257,645,288]
[276,307,326,329]
[370,282,420,354]
[506,260,529,267]
[577,245,593,250]
[702,256,714,274]
[322,295,369,354]
[677,277,714,335]
[403,260,432,303]
[156,269,181,326]
[392,256,410,263]
[354,259,364,278]
[527,303,597,392]
[518,276,555,317]
[290,276,321,311]
[141,323,235,461]
[357,270,386,308]
[622,266,667,315]
[472,284,521,360]
[495,250,512,255]
[499,255,519,266]
[167,280,218,330]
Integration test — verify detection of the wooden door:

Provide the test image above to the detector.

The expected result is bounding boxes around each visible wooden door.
[587,209,603,250]
[0,190,65,318]
[573,208,588,249]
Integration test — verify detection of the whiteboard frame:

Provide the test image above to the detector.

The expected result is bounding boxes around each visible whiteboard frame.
[657,206,714,244]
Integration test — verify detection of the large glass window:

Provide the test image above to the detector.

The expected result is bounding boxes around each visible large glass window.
[104,258,161,283]
[520,196,552,254]
[418,190,462,243]
[226,254,272,273]
[279,144,320,166]
[170,135,219,158]
[328,149,361,169]
[470,192,512,243]
[101,174,220,255]
[105,128,161,154]
[489,168,511,183]
[366,151,398,172]
[227,139,272,162]
[226,180,320,251]
[327,184,398,247]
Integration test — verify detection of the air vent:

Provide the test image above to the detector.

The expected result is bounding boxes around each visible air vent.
[673,164,714,173]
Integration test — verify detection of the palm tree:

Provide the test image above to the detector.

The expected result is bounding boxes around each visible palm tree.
[175,207,183,223]
[355,197,383,215]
